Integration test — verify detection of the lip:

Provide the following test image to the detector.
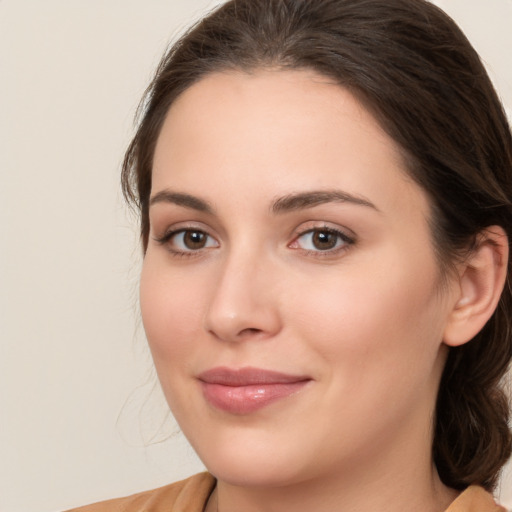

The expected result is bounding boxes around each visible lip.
[198,367,311,415]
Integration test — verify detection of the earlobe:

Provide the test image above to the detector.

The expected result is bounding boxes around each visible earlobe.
[443,226,509,347]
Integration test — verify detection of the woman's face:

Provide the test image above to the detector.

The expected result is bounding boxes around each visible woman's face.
[141,70,459,487]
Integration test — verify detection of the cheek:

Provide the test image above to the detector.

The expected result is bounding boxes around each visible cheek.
[287,261,447,454]
[139,256,206,364]
[289,258,445,381]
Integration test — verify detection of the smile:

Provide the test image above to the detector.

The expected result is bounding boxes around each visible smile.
[198,367,312,415]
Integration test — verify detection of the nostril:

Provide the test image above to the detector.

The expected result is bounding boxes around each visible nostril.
[203,284,282,342]
[239,327,263,336]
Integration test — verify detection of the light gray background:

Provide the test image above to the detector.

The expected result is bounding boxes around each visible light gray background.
[1,1,511,511]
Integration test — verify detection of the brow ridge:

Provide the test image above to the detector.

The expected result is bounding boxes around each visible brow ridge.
[149,190,213,213]
[271,190,378,213]
[149,188,378,215]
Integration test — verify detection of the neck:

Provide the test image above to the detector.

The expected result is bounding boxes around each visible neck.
[210,458,458,512]
[212,469,457,512]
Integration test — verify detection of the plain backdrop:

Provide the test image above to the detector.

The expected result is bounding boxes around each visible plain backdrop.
[1,1,511,511]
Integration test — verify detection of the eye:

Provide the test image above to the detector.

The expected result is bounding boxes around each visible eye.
[290,227,353,253]
[156,228,219,254]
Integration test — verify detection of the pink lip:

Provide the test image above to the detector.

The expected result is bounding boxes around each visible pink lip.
[198,367,311,415]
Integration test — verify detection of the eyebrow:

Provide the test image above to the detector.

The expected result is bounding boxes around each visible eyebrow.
[271,190,379,213]
[149,188,379,215]
[149,190,214,214]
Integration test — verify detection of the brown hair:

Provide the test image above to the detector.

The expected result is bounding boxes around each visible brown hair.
[122,0,512,491]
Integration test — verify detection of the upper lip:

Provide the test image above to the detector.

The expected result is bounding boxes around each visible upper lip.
[198,366,311,386]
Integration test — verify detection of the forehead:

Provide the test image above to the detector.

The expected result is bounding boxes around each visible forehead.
[156,69,398,163]
[152,69,428,220]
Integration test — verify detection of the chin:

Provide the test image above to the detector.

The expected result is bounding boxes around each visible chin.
[205,457,303,488]
[188,427,322,489]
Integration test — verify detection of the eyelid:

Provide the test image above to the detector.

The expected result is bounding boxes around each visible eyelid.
[153,223,220,256]
[288,222,356,255]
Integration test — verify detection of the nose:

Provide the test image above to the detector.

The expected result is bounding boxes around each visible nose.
[203,249,282,343]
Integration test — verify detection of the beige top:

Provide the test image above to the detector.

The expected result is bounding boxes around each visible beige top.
[65,472,506,512]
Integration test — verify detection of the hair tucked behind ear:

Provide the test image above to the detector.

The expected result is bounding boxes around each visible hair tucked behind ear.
[122,0,512,490]
[434,294,512,490]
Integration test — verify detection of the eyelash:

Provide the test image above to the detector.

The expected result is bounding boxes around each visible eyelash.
[153,225,355,258]
[154,227,218,258]
[289,226,355,257]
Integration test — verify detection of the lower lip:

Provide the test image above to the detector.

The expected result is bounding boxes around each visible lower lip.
[201,381,309,414]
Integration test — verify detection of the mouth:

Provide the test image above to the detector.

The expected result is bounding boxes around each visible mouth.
[197,367,312,415]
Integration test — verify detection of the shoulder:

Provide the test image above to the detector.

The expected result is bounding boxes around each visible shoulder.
[445,485,506,512]
[64,472,216,512]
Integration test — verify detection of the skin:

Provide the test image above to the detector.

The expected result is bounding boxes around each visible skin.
[141,69,465,512]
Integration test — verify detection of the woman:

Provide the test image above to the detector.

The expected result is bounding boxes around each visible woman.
[69,0,512,510]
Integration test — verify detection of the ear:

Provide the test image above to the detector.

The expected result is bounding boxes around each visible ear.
[443,226,509,347]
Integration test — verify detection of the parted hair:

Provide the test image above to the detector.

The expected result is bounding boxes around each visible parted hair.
[122,0,512,491]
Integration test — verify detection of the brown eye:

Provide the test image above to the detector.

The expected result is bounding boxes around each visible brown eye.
[292,227,353,253]
[159,229,219,253]
[183,230,208,250]
[311,230,339,250]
